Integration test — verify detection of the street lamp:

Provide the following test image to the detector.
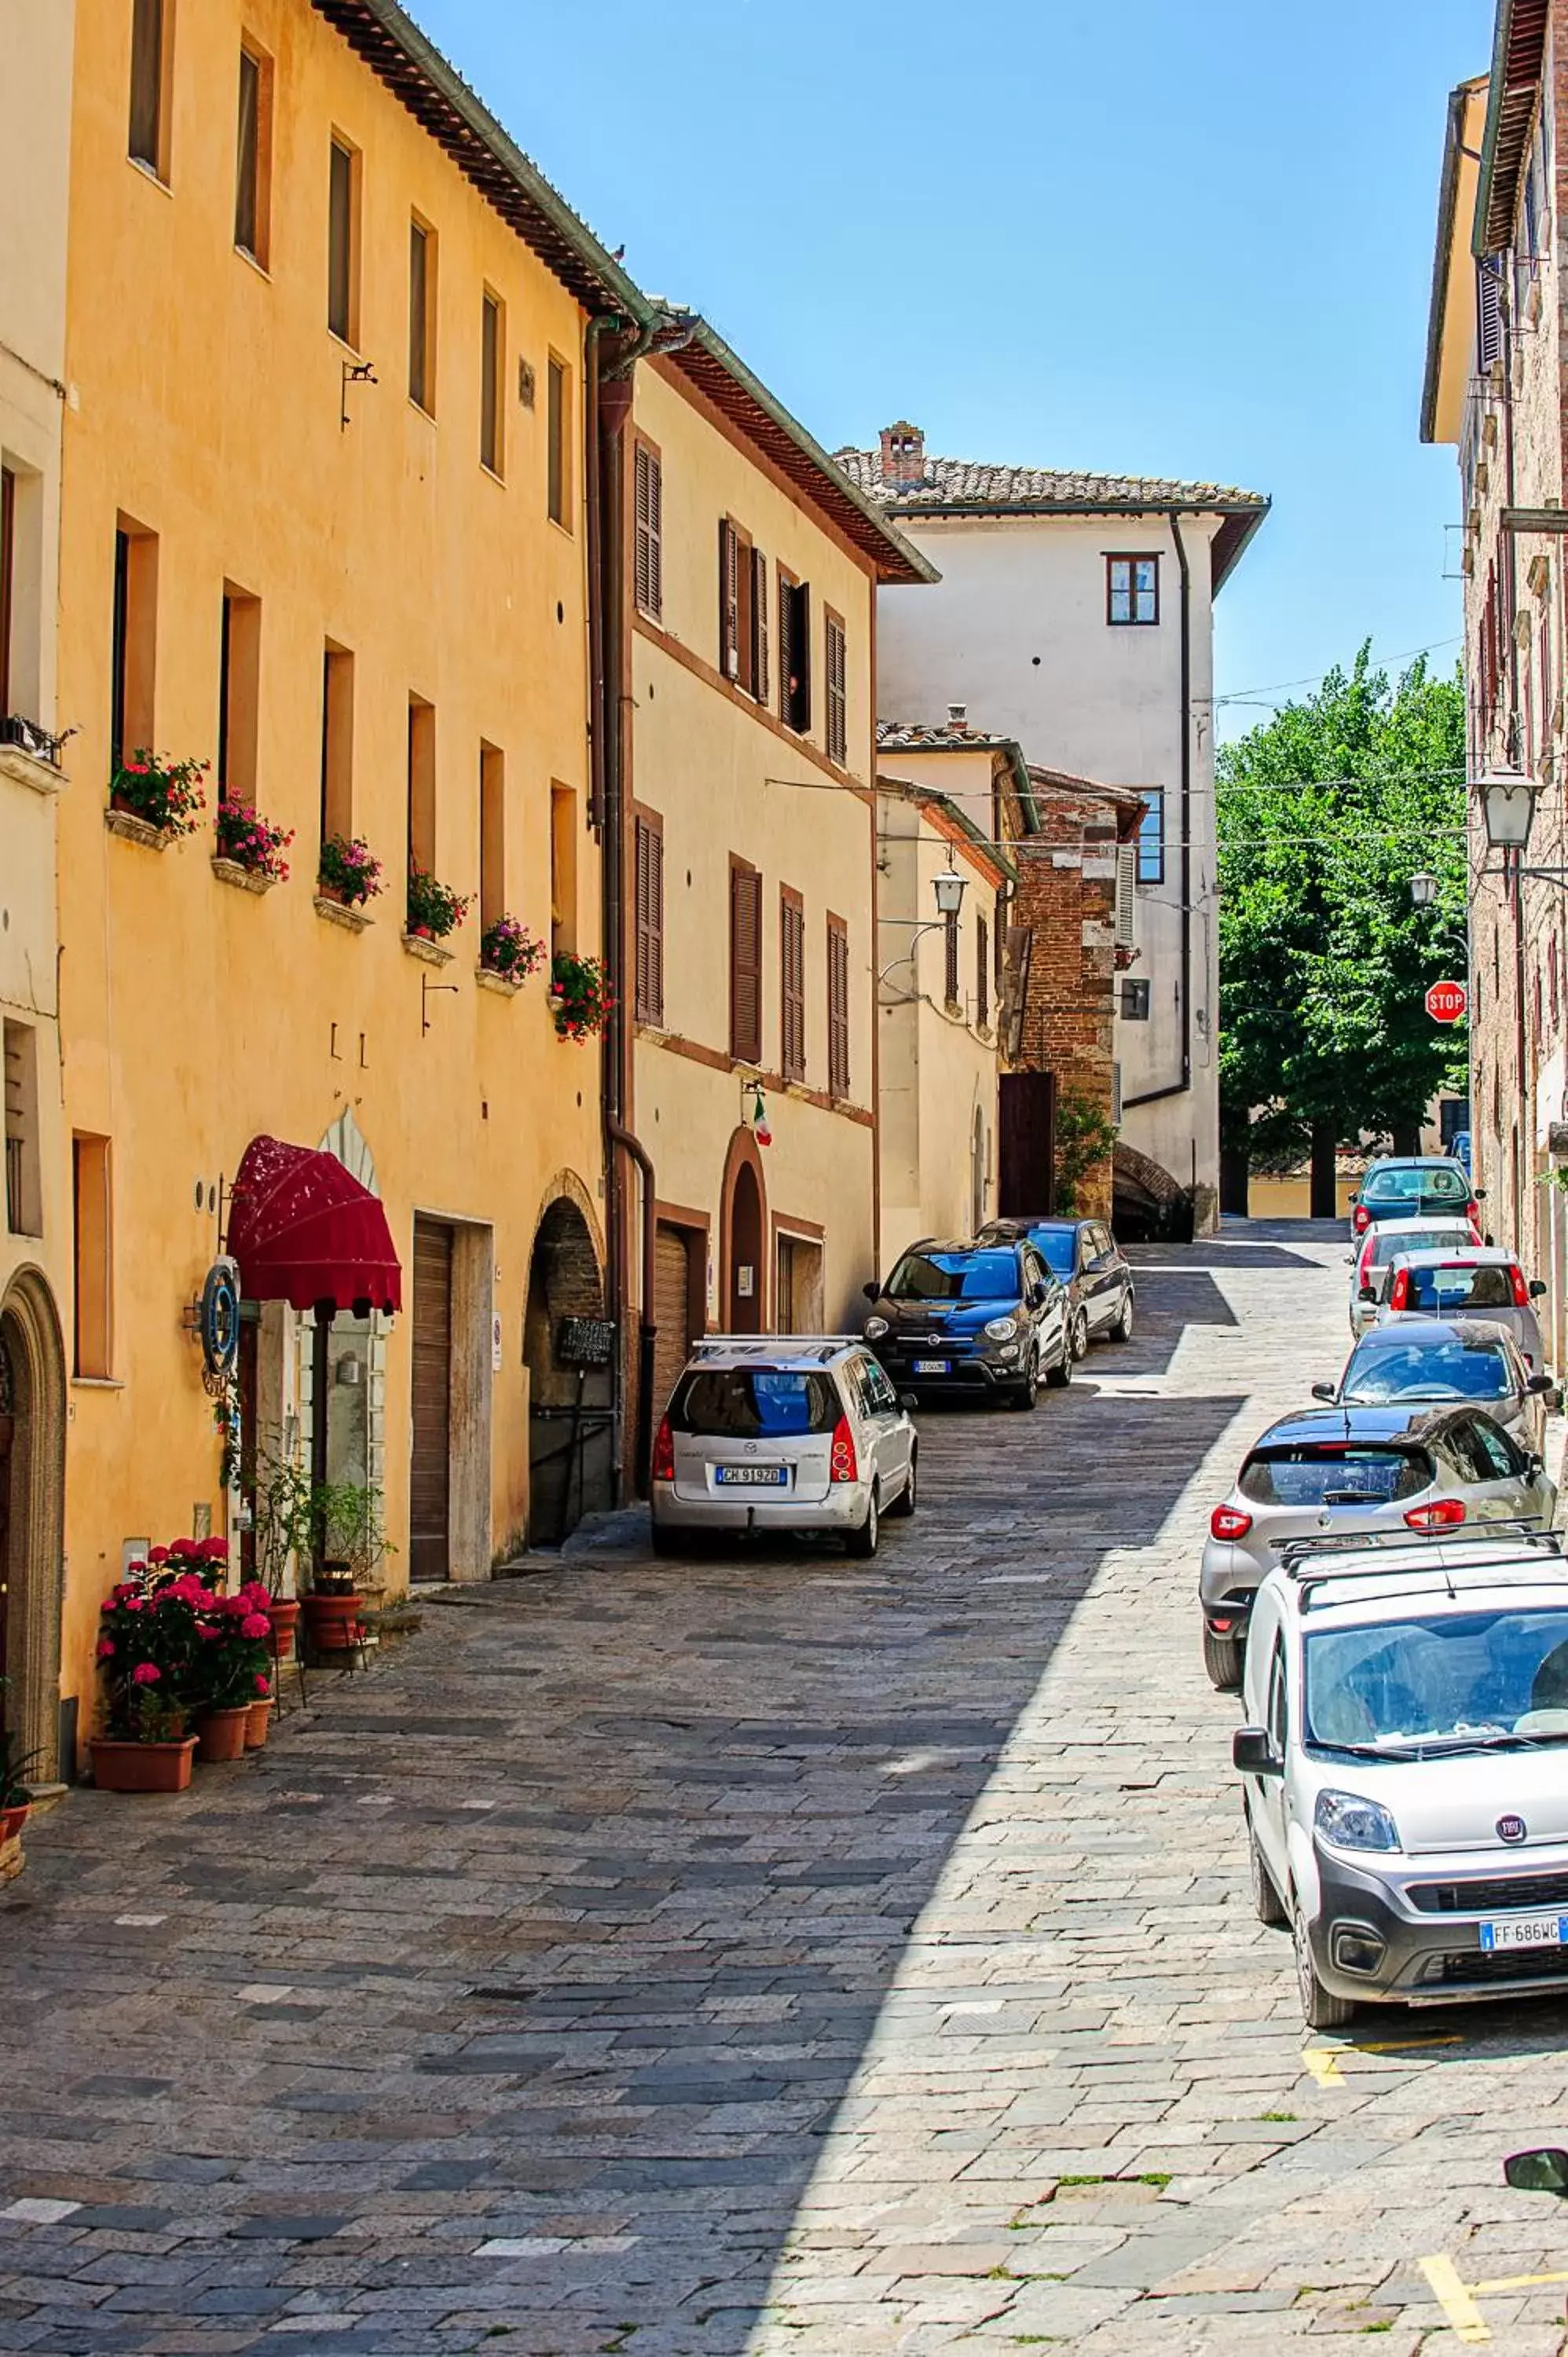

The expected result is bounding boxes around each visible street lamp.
[1409,871,1439,908]
[1479,770,1536,851]
[877,867,970,987]
[932,869,966,918]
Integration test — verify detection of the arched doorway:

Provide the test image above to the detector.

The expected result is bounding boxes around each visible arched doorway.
[720,1131,768,1334]
[525,1189,611,1545]
[0,1272,67,1781]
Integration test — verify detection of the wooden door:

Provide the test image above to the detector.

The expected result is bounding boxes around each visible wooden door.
[998,1072,1056,1217]
[652,1225,694,1420]
[727,1165,763,1333]
[409,1218,452,1582]
[0,1395,12,1737]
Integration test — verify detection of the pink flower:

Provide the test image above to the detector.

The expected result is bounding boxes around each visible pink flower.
[147,1546,169,1566]
[130,1662,161,1686]
[240,1614,271,1640]
[202,1537,229,1562]
[96,1637,115,1660]
[254,1674,272,1697]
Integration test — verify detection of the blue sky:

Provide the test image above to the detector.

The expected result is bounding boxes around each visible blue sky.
[417,0,1489,739]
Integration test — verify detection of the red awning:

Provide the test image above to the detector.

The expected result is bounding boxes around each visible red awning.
[228,1135,402,1315]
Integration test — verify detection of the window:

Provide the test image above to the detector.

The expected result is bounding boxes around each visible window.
[730,860,763,1064]
[1477,256,1504,370]
[827,914,850,1098]
[634,808,664,1025]
[1541,610,1555,753]
[480,291,504,475]
[781,888,805,1081]
[110,519,158,777]
[1107,555,1159,625]
[976,912,989,1031]
[0,468,13,721]
[1137,786,1165,884]
[408,218,436,412]
[825,610,848,764]
[550,782,577,955]
[217,585,260,816]
[779,569,811,731]
[320,643,354,847]
[328,137,360,344]
[1115,841,1137,940]
[234,42,273,266]
[479,742,504,932]
[407,695,435,882]
[943,907,960,1006]
[634,441,662,621]
[718,519,752,689]
[547,354,571,527]
[72,1135,113,1379]
[3,1023,41,1237]
[128,0,169,178]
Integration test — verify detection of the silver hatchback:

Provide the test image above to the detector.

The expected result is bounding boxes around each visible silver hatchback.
[651,1336,916,1559]
[1376,1245,1548,1370]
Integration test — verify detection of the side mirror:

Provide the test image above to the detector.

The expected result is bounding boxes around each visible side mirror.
[1029,1282,1048,1308]
[1529,1453,1546,1480]
[1531,1280,1548,1299]
[1506,2148,1568,2198]
[862,1281,881,1303]
[1553,1387,1565,1414]
[1476,1187,1488,1200]
[1528,1374,1554,1396]
[1232,1727,1283,1777]
[899,1392,919,1411]
[1310,1381,1337,1402]
[1358,1284,1376,1303]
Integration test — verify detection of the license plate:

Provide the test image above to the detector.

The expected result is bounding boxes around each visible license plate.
[912,1359,950,1375]
[713,1465,789,1487]
[1479,1911,1568,1952]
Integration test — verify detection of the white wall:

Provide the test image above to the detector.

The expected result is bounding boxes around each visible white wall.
[875,510,1225,1219]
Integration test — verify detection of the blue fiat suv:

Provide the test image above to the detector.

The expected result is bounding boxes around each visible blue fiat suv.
[860,1237,1072,1409]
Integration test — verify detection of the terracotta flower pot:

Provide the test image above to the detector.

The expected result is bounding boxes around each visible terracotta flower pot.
[0,1803,31,1845]
[244,1698,273,1750]
[267,1598,300,1660]
[89,1736,197,1794]
[194,1706,250,1764]
[301,1591,364,1654]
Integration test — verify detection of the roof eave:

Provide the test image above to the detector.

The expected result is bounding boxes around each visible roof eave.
[1211,500,1271,595]
[1422,82,1475,444]
[1473,0,1548,256]
[876,775,1017,882]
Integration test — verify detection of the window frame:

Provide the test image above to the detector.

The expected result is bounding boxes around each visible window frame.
[547,353,572,529]
[778,566,811,733]
[780,885,806,1083]
[478,740,505,933]
[320,641,354,851]
[729,856,763,1066]
[234,38,273,269]
[1136,786,1165,885]
[634,804,665,1028]
[479,288,505,478]
[327,134,361,347]
[633,436,663,621]
[408,214,437,416]
[128,0,172,181]
[824,607,848,765]
[72,1134,115,1380]
[976,909,990,1032]
[1106,552,1160,627]
[826,911,850,1099]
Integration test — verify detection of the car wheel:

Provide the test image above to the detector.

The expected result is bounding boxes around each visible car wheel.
[848,1483,881,1556]
[1294,1906,1355,2029]
[888,1448,918,1517]
[1248,1824,1288,1927]
[1009,1351,1039,1410]
[1043,1336,1072,1388]
[1070,1312,1090,1362]
[1108,1287,1134,1343]
[650,1523,683,1560]
[1202,1626,1243,1692]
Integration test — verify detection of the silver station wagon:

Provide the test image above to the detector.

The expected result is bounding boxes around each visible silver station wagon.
[650,1336,917,1559]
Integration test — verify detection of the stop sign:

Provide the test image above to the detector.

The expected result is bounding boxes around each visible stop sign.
[1425,979,1467,1024]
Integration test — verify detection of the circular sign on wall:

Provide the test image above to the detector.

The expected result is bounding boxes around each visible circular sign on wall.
[1425,980,1467,1025]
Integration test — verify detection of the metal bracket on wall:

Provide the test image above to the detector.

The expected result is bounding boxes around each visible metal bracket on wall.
[340,357,377,431]
[420,973,458,1036]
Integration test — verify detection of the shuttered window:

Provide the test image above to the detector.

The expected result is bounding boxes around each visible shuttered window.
[1477,256,1504,370]
[634,809,664,1025]
[825,609,848,764]
[781,889,805,1081]
[779,571,811,731]
[719,519,758,690]
[635,442,662,621]
[730,860,763,1063]
[753,549,769,706]
[943,910,960,1006]
[827,915,850,1098]
[976,913,989,1031]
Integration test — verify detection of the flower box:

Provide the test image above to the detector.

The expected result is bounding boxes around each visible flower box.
[108,753,207,840]
[474,966,522,996]
[401,930,453,966]
[212,856,276,896]
[89,1736,197,1794]
[105,805,173,852]
[314,893,373,933]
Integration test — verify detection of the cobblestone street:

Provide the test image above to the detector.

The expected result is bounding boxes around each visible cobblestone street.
[7,1225,1568,2354]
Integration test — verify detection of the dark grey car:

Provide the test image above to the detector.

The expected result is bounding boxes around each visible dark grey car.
[977,1217,1135,1359]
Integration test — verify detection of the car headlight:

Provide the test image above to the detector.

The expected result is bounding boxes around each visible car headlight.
[1314,1789,1401,1853]
[863,1317,889,1341]
[984,1315,1019,1340]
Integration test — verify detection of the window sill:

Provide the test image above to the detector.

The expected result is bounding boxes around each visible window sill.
[402,930,454,966]
[0,745,66,795]
[127,155,171,196]
[211,856,277,896]
[475,966,523,996]
[408,398,436,425]
[328,328,363,361]
[314,893,374,933]
[479,461,505,488]
[71,1375,125,1391]
[234,243,271,283]
[547,514,574,541]
[104,805,173,852]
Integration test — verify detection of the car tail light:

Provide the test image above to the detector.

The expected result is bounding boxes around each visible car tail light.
[1404,1498,1467,1530]
[1467,1199,1481,1228]
[1211,1505,1253,1541]
[1389,1269,1410,1310]
[1357,1239,1375,1286]
[1511,1264,1531,1308]
[652,1417,675,1484]
[1353,1204,1372,1233]
[830,1415,859,1483]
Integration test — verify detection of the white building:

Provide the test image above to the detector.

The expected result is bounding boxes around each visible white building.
[837,424,1268,1232]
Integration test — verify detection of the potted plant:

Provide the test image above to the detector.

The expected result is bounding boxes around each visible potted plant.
[250,1444,313,1658]
[405,865,471,941]
[215,794,293,885]
[108,750,208,839]
[302,1481,394,1655]
[188,1579,274,1762]
[90,1566,202,1792]
[549,951,614,1041]
[318,833,383,908]
[0,1681,42,1875]
[479,914,548,985]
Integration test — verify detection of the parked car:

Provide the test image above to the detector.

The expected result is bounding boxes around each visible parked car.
[1200,1402,1556,1689]
[1233,1527,1568,2025]
[976,1216,1135,1358]
[861,1237,1072,1407]
[1377,1245,1548,1369]
[1313,1319,1559,1456]
[650,1336,915,1559]
[1450,1129,1473,1177]
[1349,1155,1481,1238]
[1346,1215,1483,1336]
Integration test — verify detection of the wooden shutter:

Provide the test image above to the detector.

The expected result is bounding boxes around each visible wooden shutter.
[719,519,740,679]
[634,812,663,1025]
[976,913,989,1031]
[1115,844,1137,942]
[753,549,769,707]
[730,862,762,1062]
[781,889,805,1080]
[943,910,960,1005]
[409,1217,453,1582]
[635,443,662,620]
[826,611,848,764]
[1477,258,1503,370]
[776,564,793,720]
[827,916,849,1098]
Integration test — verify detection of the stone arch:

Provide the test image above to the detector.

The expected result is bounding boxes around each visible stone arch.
[524,1166,606,1279]
[720,1127,769,1332]
[524,1182,610,1545]
[1112,1141,1192,1243]
[0,1266,68,1780]
[318,1105,379,1195]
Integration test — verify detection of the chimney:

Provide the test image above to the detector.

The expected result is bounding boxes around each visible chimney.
[878,420,925,489]
[947,703,968,735]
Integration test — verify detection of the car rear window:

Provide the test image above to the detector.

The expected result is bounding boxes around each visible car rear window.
[1028,1229,1077,1277]
[1401,1264,1516,1313]
[1239,1446,1432,1507]
[1343,1338,1512,1402]
[887,1250,1020,1301]
[1362,1167,1469,1206]
[1369,1224,1471,1267]
[671,1369,841,1436]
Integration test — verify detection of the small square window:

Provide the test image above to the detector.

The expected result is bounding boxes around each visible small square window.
[1108,554,1160,626]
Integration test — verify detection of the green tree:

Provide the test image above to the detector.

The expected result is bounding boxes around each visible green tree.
[1217,647,1467,1215]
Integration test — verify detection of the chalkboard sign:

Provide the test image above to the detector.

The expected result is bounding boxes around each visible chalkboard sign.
[557,1316,617,1368]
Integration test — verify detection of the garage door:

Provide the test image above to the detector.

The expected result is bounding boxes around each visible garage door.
[410,1217,452,1582]
[653,1225,695,1419]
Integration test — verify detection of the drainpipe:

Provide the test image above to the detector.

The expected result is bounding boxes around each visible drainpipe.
[1500,274,1528,1250]
[1121,509,1193,1110]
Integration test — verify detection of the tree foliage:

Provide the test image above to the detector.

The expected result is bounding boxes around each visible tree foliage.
[1216,646,1467,1167]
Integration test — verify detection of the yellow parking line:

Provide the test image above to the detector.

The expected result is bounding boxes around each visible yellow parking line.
[1302,2034,1460,2087]
[1471,2268,1568,2295]
[1302,2047,1345,2085]
[1421,2253,1490,2342]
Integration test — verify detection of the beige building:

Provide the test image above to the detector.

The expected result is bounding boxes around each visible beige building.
[1,0,75,1781]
